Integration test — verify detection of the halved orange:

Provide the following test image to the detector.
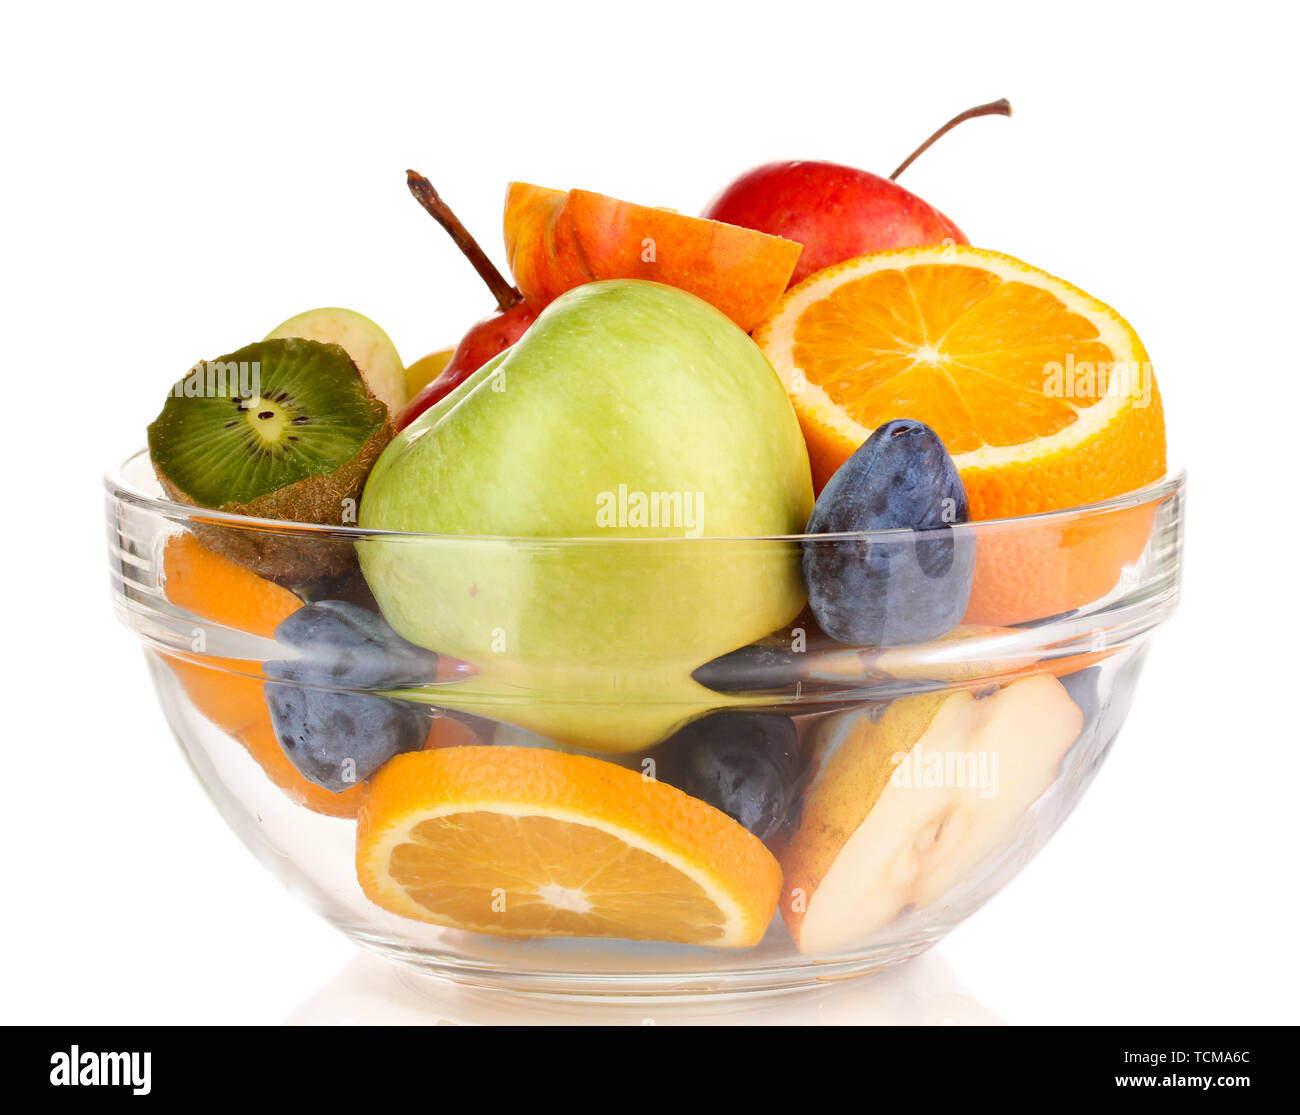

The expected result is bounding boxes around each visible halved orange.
[754,246,1166,623]
[356,747,782,946]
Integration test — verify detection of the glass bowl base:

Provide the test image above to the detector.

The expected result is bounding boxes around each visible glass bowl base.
[347,928,942,1000]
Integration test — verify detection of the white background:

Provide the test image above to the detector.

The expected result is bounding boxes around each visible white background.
[3,0,1296,1024]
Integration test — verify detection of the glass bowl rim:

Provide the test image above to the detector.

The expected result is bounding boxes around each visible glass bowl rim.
[106,448,1186,545]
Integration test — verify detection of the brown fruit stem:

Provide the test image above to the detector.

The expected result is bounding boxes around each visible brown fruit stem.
[889,98,1012,181]
[406,170,522,312]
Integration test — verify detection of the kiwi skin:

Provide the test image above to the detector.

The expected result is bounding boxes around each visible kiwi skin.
[149,339,394,582]
[156,441,387,583]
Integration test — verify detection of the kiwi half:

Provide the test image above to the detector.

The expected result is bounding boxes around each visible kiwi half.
[148,338,393,581]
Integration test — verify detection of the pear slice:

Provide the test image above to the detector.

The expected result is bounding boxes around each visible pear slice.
[267,307,407,414]
[780,675,1081,955]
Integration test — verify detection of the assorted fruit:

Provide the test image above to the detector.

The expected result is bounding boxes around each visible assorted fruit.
[752,245,1166,512]
[141,98,1169,954]
[752,243,1166,625]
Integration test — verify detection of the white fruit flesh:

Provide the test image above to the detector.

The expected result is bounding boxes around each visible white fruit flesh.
[787,675,1081,956]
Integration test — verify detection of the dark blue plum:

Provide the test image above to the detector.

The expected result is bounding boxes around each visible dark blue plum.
[270,599,439,688]
[653,711,801,841]
[692,641,813,694]
[691,637,872,698]
[264,683,434,793]
[264,600,437,793]
[803,419,973,648]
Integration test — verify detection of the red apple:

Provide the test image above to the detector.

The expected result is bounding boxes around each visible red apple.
[398,299,537,429]
[399,171,542,430]
[703,99,1010,288]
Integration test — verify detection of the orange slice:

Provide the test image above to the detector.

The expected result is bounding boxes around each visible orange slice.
[356,747,782,946]
[160,534,301,743]
[162,532,302,640]
[754,245,1166,623]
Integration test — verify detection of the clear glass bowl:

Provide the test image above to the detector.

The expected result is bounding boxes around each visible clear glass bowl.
[106,450,1184,996]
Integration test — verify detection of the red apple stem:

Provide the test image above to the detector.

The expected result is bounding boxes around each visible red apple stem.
[889,98,1012,181]
[406,170,522,312]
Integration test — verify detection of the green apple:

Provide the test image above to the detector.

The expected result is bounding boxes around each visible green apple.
[415,667,751,754]
[357,280,813,749]
[267,307,407,414]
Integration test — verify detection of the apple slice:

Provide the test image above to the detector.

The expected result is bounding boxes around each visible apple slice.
[780,675,1081,955]
[504,182,802,332]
